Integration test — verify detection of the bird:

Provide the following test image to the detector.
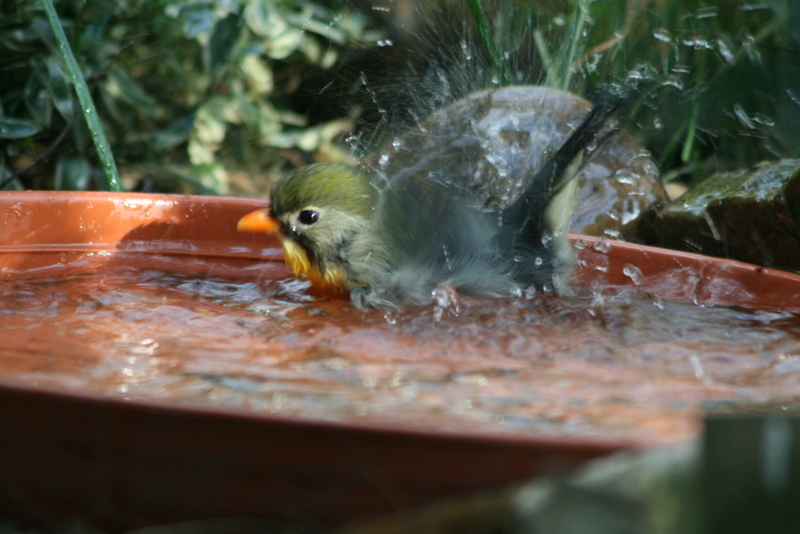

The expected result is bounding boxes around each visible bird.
[238,90,626,311]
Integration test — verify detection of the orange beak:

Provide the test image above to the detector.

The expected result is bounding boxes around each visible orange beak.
[237,208,280,234]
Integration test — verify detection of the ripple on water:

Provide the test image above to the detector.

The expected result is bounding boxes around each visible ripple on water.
[1,267,799,445]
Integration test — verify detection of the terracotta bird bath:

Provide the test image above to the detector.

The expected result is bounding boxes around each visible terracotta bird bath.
[1,191,800,531]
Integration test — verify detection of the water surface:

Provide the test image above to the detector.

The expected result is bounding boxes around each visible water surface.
[3,255,798,445]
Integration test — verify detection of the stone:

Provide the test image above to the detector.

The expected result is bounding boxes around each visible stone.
[639,159,800,272]
[366,86,667,239]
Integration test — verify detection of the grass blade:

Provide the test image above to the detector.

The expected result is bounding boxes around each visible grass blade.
[40,0,122,192]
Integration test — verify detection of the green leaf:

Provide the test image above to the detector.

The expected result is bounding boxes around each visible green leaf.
[106,65,160,118]
[165,164,224,195]
[150,112,197,152]
[54,154,91,190]
[245,0,276,37]
[44,55,73,119]
[265,24,303,60]
[0,117,42,139]
[183,7,215,38]
[24,75,53,127]
[193,104,227,146]
[0,19,47,53]
[1,176,24,191]
[98,83,130,125]
[41,0,121,192]
[0,155,23,191]
[299,17,346,45]
[240,54,273,93]
[82,8,113,43]
[0,155,9,191]
[681,103,700,164]
[207,11,244,76]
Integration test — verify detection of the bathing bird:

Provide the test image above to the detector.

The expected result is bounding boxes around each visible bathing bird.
[238,91,625,310]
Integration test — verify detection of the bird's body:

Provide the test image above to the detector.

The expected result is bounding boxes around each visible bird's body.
[238,91,624,310]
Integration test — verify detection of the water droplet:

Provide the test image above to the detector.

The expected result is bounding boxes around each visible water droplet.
[696,6,718,18]
[460,39,473,60]
[733,103,756,130]
[743,33,763,65]
[682,37,713,51]
[584,53,601,72]
[690,355,705,381]
[653,28,672,43]
[431,284,461,321]
[752,113,775,127]
[740,3,770,12]
[661,76,684,90]
[622,264,643,285]
[716,38,735,62]
[614,170,640,185]
[593,237,611,253]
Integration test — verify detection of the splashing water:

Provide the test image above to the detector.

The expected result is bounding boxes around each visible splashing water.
[2,259,800,445]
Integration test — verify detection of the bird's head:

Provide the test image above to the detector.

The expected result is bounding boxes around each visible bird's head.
[238,163,378,297]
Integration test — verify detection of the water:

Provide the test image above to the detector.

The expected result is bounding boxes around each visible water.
[3,260,800,445]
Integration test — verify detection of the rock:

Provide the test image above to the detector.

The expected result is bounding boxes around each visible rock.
[639,159,800,273]
[366,86,667,238]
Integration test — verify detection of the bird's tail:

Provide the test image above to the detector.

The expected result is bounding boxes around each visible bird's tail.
[502,86,632,235]
[500,84,642,292]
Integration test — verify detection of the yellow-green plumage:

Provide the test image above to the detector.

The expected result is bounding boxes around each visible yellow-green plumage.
[262,93,625,310]
[271,164,377,219]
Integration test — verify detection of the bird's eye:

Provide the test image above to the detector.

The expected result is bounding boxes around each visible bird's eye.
[298,210,319,225]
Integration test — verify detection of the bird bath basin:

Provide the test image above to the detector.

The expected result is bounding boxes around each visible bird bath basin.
[2,191,800,530]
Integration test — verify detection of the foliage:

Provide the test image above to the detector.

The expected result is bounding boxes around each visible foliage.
[347,0,800,186]
[566,0,800,184]
[0,0,797,193]
[0,0,380,193]
[40,0,122,191]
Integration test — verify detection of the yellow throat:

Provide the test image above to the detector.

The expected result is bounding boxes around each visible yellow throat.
[238,207,350,298]
[278,237,350,298]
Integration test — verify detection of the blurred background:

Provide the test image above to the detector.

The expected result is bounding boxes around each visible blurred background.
[1,0,798,197]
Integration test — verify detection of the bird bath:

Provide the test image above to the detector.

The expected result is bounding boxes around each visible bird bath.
[2,191,800,530]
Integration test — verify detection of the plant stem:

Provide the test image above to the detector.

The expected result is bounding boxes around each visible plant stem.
[465,0,511,86]
[559,0,590,91]
[40,0,122,192]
